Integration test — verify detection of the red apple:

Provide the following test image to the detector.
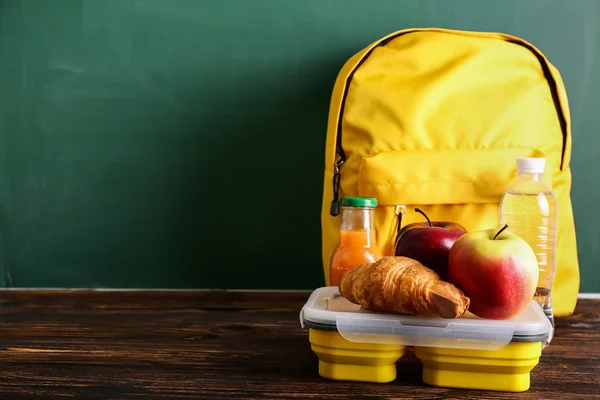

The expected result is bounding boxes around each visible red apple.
[395,208,467,279]
[448,225,539,320]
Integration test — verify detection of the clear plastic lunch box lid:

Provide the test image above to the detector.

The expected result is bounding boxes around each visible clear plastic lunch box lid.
[299,287,552,351]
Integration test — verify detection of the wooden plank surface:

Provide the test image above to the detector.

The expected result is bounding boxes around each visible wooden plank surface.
[0,290,597,399]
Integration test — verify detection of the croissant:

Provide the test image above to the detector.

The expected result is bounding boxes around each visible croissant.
[338,256,470,319]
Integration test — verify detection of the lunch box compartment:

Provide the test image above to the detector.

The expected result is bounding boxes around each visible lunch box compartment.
[300,287,552,392]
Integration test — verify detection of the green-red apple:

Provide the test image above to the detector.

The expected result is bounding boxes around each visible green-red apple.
[447,225,538,320]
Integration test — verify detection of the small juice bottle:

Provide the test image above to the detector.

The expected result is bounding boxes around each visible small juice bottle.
[329,197,381,286]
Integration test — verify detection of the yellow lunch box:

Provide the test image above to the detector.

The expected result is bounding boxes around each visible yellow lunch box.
[300,287,552,392]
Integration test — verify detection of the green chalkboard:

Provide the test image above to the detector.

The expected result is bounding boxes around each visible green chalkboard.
[1,0,599,292]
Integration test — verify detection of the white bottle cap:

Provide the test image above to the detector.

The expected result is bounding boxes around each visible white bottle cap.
[516,157,546,174]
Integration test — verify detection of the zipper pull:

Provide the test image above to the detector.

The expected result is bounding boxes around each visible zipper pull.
[395,205,406,232]
[329,169,341,216]
[394,205,406,249]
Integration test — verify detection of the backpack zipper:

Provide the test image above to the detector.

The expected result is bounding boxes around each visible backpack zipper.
[330,31,415,216]
[330,32,569,217]
[507,39,568,171]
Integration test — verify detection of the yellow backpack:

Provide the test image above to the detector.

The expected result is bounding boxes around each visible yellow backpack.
[320,28,580,317]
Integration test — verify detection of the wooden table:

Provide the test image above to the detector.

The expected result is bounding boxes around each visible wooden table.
[0,290,597,399]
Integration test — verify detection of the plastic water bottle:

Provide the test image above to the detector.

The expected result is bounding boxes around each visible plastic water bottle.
[499,157,557,344]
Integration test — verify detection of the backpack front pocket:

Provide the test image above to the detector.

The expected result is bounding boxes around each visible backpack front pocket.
[356,147,547,256]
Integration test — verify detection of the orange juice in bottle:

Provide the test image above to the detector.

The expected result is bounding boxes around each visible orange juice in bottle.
[329,197,381,286]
